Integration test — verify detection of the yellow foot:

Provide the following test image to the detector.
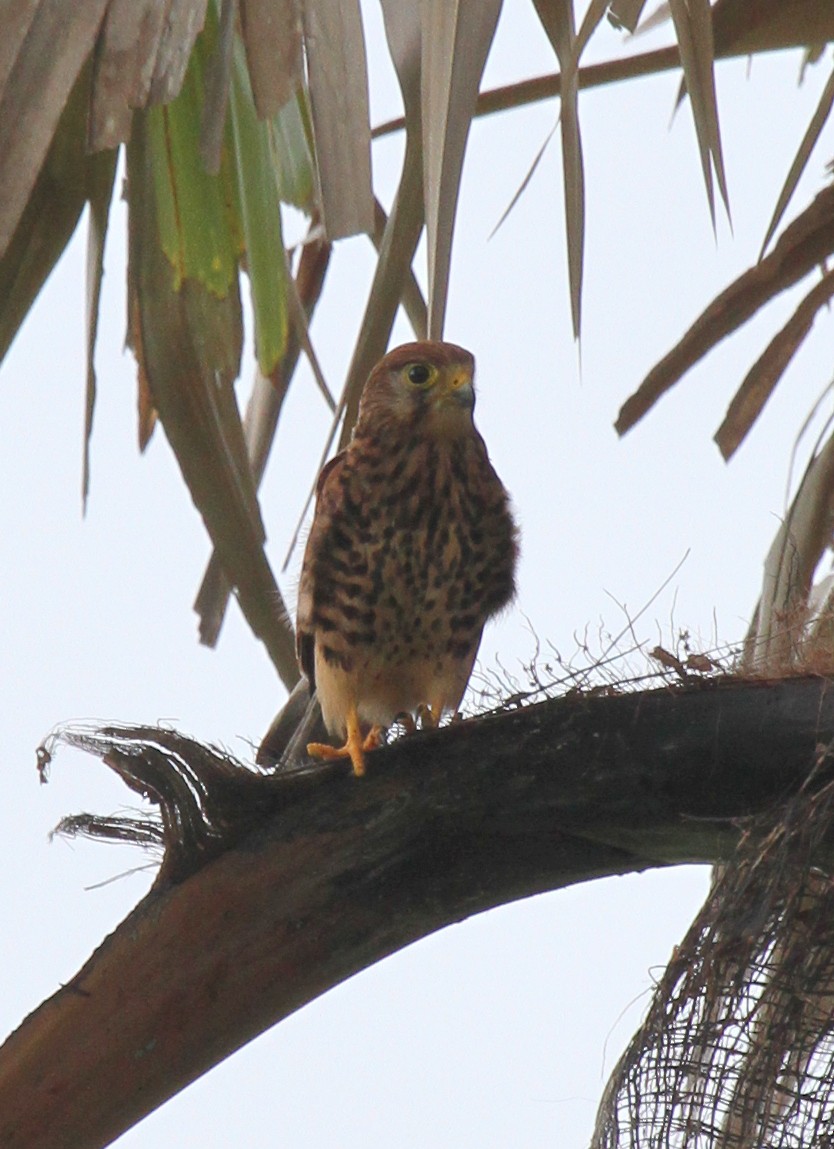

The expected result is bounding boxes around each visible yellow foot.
[306,711,384,777]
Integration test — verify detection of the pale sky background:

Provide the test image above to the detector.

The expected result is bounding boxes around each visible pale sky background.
[2,5,834,1147]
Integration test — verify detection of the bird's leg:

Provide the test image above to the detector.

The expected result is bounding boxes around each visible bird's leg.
[419,702,445,729]
[394,712,417,735]
[417,703,433,729]
[307,706,384,777]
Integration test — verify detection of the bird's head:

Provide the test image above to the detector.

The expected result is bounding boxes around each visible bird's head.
[355,341,476,439]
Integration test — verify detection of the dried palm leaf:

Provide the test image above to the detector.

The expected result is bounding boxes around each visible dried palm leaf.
[301,0,373,239]
[609,0,651,33]
[616,183,834,436]
[88,0,195,150]
[760,60,834,259]
[372,197,428,339]
[489,122,559,241]
[592,769,834,1149]
[532,0,609,338]
[195,234,331,648]
[421,0,503,338]
[127,71,298,685]
[0,0,110,257]
[710,0,834,57]
[0,65,112,365]
[715,269,834,460]
[83,145,119,510]
[239,0,302,119]
[742,424,834,672]
[669,0,729,224]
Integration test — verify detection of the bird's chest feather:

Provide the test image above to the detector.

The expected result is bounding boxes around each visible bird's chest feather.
[313,436,501,660]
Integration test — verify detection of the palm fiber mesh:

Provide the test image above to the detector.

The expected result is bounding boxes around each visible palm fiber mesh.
[593,765,834,1149]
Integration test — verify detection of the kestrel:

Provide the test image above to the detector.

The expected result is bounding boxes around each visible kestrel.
[297,340,518,776]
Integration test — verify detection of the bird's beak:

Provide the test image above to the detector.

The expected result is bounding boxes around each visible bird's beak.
[441,367,475,410]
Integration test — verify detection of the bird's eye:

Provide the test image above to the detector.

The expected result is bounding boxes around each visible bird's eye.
[406,363,432,386]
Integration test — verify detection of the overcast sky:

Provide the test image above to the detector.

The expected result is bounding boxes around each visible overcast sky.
[3,5,833,1146]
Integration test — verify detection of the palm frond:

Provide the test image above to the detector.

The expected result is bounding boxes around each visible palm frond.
[301,0,374,238]
[616,183,834,439]
[421,0,503,339]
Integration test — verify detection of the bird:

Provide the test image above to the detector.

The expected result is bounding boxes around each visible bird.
[288,340,518,777]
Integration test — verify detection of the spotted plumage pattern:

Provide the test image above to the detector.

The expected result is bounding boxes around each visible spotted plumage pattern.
[298,340,518,775]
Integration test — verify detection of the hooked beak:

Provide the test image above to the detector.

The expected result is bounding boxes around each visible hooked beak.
[440,367,475,410]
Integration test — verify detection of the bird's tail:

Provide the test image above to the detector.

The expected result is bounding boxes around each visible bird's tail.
[255,677,328,771]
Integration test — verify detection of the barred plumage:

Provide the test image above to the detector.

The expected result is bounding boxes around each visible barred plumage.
[298,341,518,775]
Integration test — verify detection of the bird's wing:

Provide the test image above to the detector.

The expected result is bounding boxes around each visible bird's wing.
[296,449,348,689]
